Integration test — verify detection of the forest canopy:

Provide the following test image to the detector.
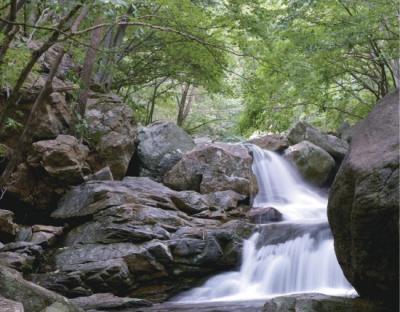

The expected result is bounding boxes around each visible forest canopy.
[0,0,398,139]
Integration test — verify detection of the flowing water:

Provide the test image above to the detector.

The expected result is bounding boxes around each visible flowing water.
[176,145,354,303]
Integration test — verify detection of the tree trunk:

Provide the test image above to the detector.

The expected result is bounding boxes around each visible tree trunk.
[96,5,134,90]
[77,15,103,118]
[177,83,194,127]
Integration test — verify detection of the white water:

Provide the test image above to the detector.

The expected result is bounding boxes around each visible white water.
[250,146,328,220]
[176,145,354,303]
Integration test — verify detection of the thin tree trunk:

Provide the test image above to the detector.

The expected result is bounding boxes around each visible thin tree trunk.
[77,15,104,118]
[176,83,191,127]
[97,5,134,90]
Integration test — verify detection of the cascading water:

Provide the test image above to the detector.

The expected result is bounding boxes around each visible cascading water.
[176,145,354,303]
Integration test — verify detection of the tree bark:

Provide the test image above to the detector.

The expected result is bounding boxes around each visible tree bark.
[176,83,194,127]
[76,15,103,118]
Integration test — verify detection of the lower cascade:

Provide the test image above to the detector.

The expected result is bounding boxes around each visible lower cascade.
[176,145,354,302]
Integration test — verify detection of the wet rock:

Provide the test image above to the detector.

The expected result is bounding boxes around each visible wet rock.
[163,142,257,197]
[0,210,18,243]
[0,295,24,312]
[172,190,245,216]
[51,177,178,220]
[247,207,283,224]
[70,293,152,311]
[0,265,82,312]
[41,177,254,300]
[288,122,349,160]
[135,121,195,179]
[247,134,289,153]
[262,293,390,312]
[86,92,137,180]
[328,89,399,307]
[134,300,265,312]
[284,140,336,186]
[256,222,330,248]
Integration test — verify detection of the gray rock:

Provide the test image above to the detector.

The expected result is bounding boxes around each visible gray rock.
[136,121,195,179]
[262,293,390,312]
[0,210,18,243]
[288,122,349,160]
[0,251,34,272]
[284,140,336,186]
[134,300,265,312]
[0,295,24,312]
[163,142,257,197]
[86,92,137,180]
[247,134,289,153]
[328,89,399,307]
[70,293,152,310]
[84,166,114,182]
[0,265,82,312]
[247,207,283,224]
[43,176,254,300]
[30,225,63,247]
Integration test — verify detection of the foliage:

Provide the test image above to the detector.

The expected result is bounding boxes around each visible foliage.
[233,0,399,134]
[0,0,398,140]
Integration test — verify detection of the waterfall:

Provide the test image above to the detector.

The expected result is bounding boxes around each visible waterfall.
[250,145,328,220]
[176,145,354,303]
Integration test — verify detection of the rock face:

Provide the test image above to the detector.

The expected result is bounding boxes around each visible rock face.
[1,93,137,209]
[328,90,399,307]
[0,296,24,312]
[288,122,349,160]
[284,140,335,186]
[247,207,282,224]
[247,134,289,153]
[86,92,137,180]
[0,265,82,312]
[0,210,18,243]
[163,143,257,197]
[262,293,389,312]
[70,293,152,311]
[135,121,195,179]
[32,177,254,301]
[29,135,90,184]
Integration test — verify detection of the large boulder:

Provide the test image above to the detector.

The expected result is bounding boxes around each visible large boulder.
[288,122,349,160]
[86,92,137,179]
[32,177,254,301]
[5,135,91,209]
[328,90,399,307]
[247,134,289,153]
[163,143,257,197]
[28,135,90,184]
[0,265,82,312]
[135,121,195,179]
[284,140,336,186]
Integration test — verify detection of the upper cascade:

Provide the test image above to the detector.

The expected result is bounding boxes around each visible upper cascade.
[249,144,328,221]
